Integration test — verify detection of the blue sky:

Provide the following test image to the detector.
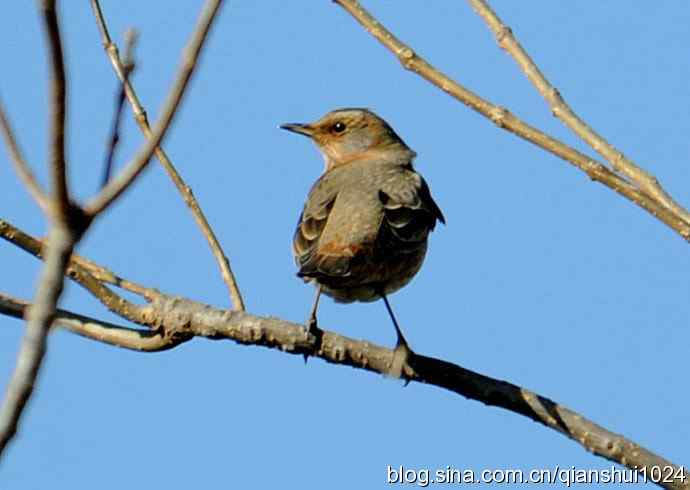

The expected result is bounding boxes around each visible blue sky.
[1,2,688,488]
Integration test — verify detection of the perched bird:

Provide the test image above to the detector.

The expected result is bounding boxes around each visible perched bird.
[281,108,444,352]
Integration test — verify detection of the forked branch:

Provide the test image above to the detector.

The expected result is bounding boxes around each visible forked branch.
[0,0,226,457]
[85,0,224,217]
[333,0,690,241]
[465,0,690,227]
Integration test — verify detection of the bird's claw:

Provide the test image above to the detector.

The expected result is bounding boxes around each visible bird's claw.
[389,338,412,380]
[302,316,322,364]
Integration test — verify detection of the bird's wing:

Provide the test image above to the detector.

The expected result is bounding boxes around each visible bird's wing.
[377,168,445,254]
[292,175,351,279]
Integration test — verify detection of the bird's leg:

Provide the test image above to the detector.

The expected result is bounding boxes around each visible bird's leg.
[381,293,412,379]
[306,285,322,334]
[303,285,323,363]
[381,293,410,350]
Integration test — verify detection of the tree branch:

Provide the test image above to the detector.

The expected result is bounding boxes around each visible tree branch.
[0,294,186,352]
[1,2,685,486]
[333,0,690,241]
[84,0,225,217]
[0,0,222,466]
[0,224,77,455]
[89,0,245,311]
[100,28,137,188]
[0,0,81,458]
[0,218,157,326]
[40,0,70,221]
[1,281,686,488]
[465,0,690,227]
[1,218,686,487]
[0,98,50,213]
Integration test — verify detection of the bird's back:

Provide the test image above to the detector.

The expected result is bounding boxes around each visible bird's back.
[293,158,444,302]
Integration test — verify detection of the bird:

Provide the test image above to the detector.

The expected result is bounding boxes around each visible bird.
[281,108,445,356]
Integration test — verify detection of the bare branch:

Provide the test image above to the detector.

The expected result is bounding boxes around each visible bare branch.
[0,218,156,326]
[0,99,50,213]
[1,283,686,488]
[69,254,152,298]
[333,0,690,241]
[90,0,245,311]
[0,224,76,455]
[1,215,686,487]
[0,0,82,457]
[40,0,70,221]
[0,294,186,352]
[465,0,690,226]
[85,0,225,217]
[101,29,138,188]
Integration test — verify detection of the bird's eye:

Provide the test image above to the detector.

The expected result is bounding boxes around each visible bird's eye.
[331,122,347,133]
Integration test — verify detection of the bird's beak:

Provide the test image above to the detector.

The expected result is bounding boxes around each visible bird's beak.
[280,123,314,138]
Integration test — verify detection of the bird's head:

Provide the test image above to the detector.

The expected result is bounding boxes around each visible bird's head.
[281,108,414,170]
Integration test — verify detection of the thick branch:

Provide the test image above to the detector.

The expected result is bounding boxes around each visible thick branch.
[465,0,690,227]
[1,288,685,488]
[90,0,245,311]
[84,0,225,217]
[1,218,686,486]
[333,0,690,241]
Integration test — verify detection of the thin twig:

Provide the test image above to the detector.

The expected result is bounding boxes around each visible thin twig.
[101,29,138,188]
[333,0,690,241]
[70,254,152,297]
[90,0,245,310]
[0,218,156,326]
[0,99,50,213]
[41,0,70,221]
[0,217,152,298]
[85,0,225,217]
[0,294,185,352]
[465,0,690,227]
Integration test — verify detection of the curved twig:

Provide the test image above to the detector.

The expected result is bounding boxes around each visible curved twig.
[0,99,50,213]
[0,294,187,352]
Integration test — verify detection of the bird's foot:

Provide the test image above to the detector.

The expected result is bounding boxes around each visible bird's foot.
[389,335,413,380]
[302,316,323,364]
